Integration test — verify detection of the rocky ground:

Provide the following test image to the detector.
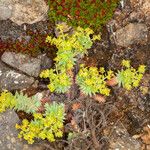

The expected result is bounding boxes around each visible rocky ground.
[0,0,149,150]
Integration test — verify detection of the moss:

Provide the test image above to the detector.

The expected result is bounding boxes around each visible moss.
[48,0,119,31]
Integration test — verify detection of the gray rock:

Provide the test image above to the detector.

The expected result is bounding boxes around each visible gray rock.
[10,0,48,25]
[0,61,34,92]
[115,23,148,47]
[0,5,12,20]
[37,54,52,70]
[0,109,21,150]
[1,52,41,77]
[1,52,53,77]
[109,123,142,150]
[0,19,24,41]
[0,110,46,150]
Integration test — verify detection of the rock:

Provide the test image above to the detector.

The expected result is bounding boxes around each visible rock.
[0,5,12,20]
[10,0,49,25]
[0,19,53,42]
[1,52,41,77]
[0,110,46,150]
[129,11,145,23]
[0,0,13,5]
[109,123,142,150]
[115,23,148,47]
[0,61,34,92]
[130,0,150,20]
[130,0,142,8]
[1,52,53,77]
[0,109,21,150]
[37,54,52,70]
[0,20,24,41]
[141,0,150,19]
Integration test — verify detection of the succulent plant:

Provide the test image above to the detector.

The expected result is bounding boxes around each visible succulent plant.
[16,102,65,144]
[48,0,119,30]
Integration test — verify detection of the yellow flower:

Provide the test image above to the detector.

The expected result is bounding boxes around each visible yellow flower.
[15,124,20,129]
[133,80,139,87]
[40,69,49,78]
[85,28,94,35]
[22,119,29,126]
[56,24,65,33]
[99,67,105,74]
[137,74,143,80]
[33,113,43,120]
[39,131,46,139]
[138,65,146,73]
[48,84,55,92]
[55,131,63,137]
[107,70,114,80]
[85,79,93,85]
[100,88,110,96]
[125,84,132,90]
[122,60,130,68]
[77,26,84,32]
[93,35,101,41]
[46,36,52,43]
[47,132,55,142]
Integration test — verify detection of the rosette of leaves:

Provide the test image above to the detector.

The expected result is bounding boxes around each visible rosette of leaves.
[16,102,65,144]
[117,60,146,90]
[55,50,76,72]
[0,91,41,114]
[40,69,71,93]
[76,64,113,96]
[14,91,41,114]
[48,0,119,30]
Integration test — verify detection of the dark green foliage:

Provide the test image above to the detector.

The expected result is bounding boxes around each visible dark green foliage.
[48,0,119,30]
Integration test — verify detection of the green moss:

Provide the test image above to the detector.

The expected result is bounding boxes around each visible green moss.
[48,0,119,31]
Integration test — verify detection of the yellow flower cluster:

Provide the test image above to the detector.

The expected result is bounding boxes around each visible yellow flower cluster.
[117,60,146,90]
[76,65,114,96]
[16,102,65,144]
[42,25,146,96]
[46,25,100,71]
[41,25,101,94]
[40,69,71,93]
[0,91,16,113]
